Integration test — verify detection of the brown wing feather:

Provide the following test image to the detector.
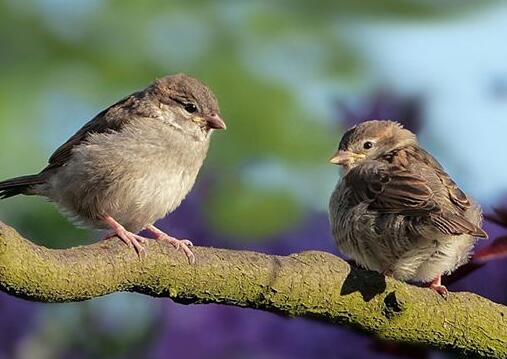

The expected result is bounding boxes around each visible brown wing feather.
[431,212,487,238]
[345,162,436,215]
[2,93,142,198]
[46,92,143,170]
[345,161,487,238]
[409,147,470,210]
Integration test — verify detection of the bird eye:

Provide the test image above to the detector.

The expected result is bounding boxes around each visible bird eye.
[363,141,374,150]
[184,103,198,114]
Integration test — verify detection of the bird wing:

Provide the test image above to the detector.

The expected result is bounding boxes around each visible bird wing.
[345,161,487,238]
[409,147,471,211]
[45,92,143,170]
[345,162,436,215]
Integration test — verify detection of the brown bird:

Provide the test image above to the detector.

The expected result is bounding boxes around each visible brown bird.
[328,120,487,296]
[0,73,226,262]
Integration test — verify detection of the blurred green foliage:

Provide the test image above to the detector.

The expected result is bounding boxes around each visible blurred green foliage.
[0,0,495,246]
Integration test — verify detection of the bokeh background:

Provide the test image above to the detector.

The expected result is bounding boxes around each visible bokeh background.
[1,1,507,358]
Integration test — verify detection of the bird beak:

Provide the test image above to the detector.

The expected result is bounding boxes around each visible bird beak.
[329,150,365,166]
[205,114,227,130]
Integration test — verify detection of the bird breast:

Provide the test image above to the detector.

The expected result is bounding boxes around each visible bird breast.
[43,117,210,232]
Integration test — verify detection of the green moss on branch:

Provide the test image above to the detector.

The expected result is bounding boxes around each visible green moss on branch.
[0,221,505,358]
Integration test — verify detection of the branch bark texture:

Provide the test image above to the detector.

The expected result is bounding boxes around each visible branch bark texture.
[0,221,505,358]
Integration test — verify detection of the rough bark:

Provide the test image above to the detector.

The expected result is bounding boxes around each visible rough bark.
[0,221,505,358]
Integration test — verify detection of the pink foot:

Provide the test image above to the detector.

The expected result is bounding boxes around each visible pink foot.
[382,268,393,277]
[429,276,449,299]
[103,215,148,258]
[146,225,195,264]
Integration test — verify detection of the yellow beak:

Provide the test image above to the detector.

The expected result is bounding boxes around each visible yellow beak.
[329,150,366,166]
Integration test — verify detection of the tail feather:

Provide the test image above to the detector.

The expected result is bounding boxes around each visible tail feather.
[0,174,45,199]
[431,212,488,239]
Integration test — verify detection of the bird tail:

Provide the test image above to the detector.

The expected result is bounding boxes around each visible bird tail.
[0,174,45,199]
[431,212,488,239]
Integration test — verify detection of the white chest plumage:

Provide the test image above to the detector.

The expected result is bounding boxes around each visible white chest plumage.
[42,118,210,233]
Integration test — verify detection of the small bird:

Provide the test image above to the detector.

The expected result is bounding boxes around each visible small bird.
[328,120,487,296]
[0,73,226,262]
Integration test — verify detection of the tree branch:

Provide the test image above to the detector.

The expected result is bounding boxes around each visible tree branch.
[0,221,505,358]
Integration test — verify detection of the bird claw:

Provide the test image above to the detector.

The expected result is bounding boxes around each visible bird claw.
[146,225,196,264]
[114,231,148,259]
[159,236,195,264]
[430,284,449,299]
[382,269,394,277]
[429,276,449,299]
[103,216,147,259]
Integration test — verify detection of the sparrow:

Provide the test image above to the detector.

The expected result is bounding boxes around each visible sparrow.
[328,120,487,296]
[0,73,226,262]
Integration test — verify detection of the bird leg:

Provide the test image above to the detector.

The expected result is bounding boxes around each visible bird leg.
[429,276,449,298]
[146,225,195,264]
[382,268,394,277]
[102,215,148,258]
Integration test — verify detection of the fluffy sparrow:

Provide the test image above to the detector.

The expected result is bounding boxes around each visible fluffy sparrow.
[328,120,487,296]
[0,73,226,262]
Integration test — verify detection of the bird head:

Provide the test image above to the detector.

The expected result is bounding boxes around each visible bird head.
[330,120,417,170]
[151,73,226,136]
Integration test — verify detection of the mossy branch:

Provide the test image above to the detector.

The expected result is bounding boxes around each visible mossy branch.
[0,221,505,358]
